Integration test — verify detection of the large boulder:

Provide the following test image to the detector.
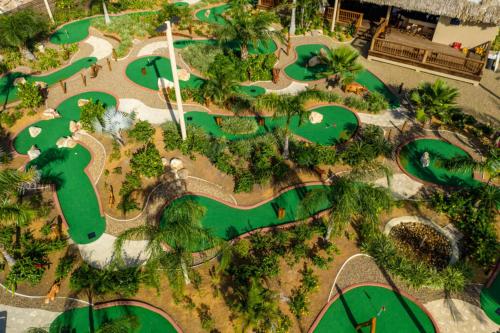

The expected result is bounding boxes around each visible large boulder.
[42,108,60,119]
[56,137,77,149]
[157,77,174,90]
[178,69,191,81]
[34,81,48,89]
[29,126,42,138]
[27,146,41,160]
[170,158,184,171]
[13,77,27,86]
[309,111,323,124]
[69,120,82,133]
[177,168,189,180]
[78,99,90,107]
[308,56,322,67]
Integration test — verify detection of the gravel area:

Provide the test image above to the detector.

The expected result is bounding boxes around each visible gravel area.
[79,133,106,183]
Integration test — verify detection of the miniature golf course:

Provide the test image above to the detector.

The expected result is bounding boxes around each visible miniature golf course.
[0,57,97,105]
[480,273,500,324]
[312,285,437,333]
[173,38,277,55]
[50,304,179,333]
[163,184,330,251]
[13,92,115,244]
[398,138,479,187]
[185,105,358,145]
[195,4,231,25]
[284,44,399,108]
[126,56,265,97]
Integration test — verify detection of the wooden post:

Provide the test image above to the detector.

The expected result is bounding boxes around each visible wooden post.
[141,67,147,76]
[422,49,429,63]
[258,118,265,126]
[112,48,118,61]
[272,68,280,83]
[385,5,392,22]
[215,117,222,126]
[80,73,86,86]
[107,58,112,71]
[278,207,286,219]
[59,80,66,94]
[330,0,339,32]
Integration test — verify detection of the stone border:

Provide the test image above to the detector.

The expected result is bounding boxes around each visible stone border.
[308,282,440,333]
[94,299,183,332]
[383,216,460,265]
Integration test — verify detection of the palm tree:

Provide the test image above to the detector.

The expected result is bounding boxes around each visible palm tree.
[445,148,499,184]
[301,176,393,240]
[316,46,363,87]
[93,106,134,146]
[410,79,459,125]
[0,10,49,60]
[212,5,282,60]
[114,199,218,294]
[96,315,139,333]
[201,67,241,107]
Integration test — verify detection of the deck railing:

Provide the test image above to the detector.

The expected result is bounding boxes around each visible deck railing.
[257,0,276,8]
[324,8,363,33]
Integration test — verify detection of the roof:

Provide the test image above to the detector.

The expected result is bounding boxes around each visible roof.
[354,0,500,24]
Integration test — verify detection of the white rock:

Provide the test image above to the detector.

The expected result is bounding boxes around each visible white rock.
[421,152,430,168]
[42,108,60,119]
[178,68,191,81]
[34,81,48,89]
[37,44,45,53]
[309,111,323,124]
[27,146,41,160]
[29,126,42,138]
[308,56,322,67]
[177,168,189,180]
[157,77,174,90]
[162,157,169,166]
[69,120,82,133]
[14,77,27,86]
[205,9,211,17]
[56,137,77,149]
[170,158,184,171]
[71,132,81,141]
[78,99,90,107]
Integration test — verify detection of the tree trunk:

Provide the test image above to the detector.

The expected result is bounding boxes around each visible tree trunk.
[241,43,249,60]
[0,246,16,267]
[289,0,297,35]
[181,259,191,285]
[283,134,290,159]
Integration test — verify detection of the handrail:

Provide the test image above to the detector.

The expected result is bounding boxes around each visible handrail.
[324,8,364,33]
[467,40,491,61]
[370,18,388,49]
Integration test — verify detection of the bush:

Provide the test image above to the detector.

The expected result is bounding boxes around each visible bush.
[128,120,155,142]
[288,287,309,318]
[55,253,76,282]
[234,169,254,193]
[343,95,369,111]
[365,92,389,113]
[5,256,49,291]
[18,82,43,109]
[80,100,105,132]
[163,122,209,157]
[180,43,223,74]
[130,144,163,178]
[220,117,258,135]
[196,304,215,331]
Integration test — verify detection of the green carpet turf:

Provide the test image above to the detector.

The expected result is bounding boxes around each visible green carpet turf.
[163,185,329,251]
[195,4,231,25]
[0,57,97,105]
[313,286,436,333]
[480,274,500,324]
[284,44,399,108]
[125,56,265,97]
[50,304,178,333]
[173,38,277,55]
[13,92,116,244]
[50,18,93,44]
[398,138,479,187]
[185,105,358,145]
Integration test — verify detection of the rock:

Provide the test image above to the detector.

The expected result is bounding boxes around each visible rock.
[42,108,60,119]
[177,168,189,180]
[309,111,323,124]
[56,137,77,149]
[27,146,41,160]
[71,132,81,141]
[77,99,90,107]
[34,81,48,89]
[307,56,322,67]
[178,68,191,81]
[157,78,174,90]
[170,158,183,171]
[421,152,430,168]
[29,126,42,138]
[205,9,211,17]
[69,120,82,133]
[162,157,169,166]
[36,44,45,53]
[13,77,27,86]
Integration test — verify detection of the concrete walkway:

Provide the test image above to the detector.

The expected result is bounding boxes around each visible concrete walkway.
[0,304,60,333]
[85,36,113,60]
[119,98,178,124]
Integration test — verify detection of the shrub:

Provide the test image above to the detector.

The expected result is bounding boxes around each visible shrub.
[32,48,60,71]
[162,122,209,157]
[343,95,368,111]
[18,82,43,109]
[288,287,309,318]
[180,43,223,74]
[5,256,49,291]
[55,253,76,282]
[229,140,253,159]
[234,169,254,193]
[220,117,258,135]
[196,304,215,331]
[365,92,389,113]
[130,144,163,178]
[80,100,105,132]
[128,120,155,143]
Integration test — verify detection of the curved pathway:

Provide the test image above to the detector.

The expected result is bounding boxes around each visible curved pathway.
[85,36,113,60]
[0,304,60,333]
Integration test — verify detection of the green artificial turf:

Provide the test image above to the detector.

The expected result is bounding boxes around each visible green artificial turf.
[398,138,479,187]
[163,185,330,251]
[185,105,358,145]
[0,57,97,105]
[13,92,116,244]
[284,44,399,108]
[480,274,500,324]
[313,286,436,333]
[125,56,265,97]
[195,4,231,25]
[50,305,178,333]
[50,18,93,44]
[173,38,278,55]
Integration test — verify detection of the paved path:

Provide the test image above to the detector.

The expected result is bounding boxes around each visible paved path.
[358,107,408,127]
[120,98,178,123]
[0,304,60,333]
[374,173,423,199]
[424,298,498,333]
[85,36,113,60]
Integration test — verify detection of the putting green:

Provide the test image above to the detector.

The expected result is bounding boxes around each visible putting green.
[480,273,500,324]
[284,44,399,108]
[185,105,358,145]
[163,184,330,251]
[312,285,436,333]
[125,56,265,96]
[195,4,230,25]
[0,57,97,105]
[174,38,277,55]
[13,92,115,244]
[50,18,93,44]
[50,304,178,333]
[398,138,479,187]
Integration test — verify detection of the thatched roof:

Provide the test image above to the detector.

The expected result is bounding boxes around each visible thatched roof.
[354,0,500,24]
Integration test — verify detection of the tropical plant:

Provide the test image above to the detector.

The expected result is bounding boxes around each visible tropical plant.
[410,79,460,124]
[130,144,163,178]
[80,100,106,132]
[128,120,155,143]
[220,117,258,134]
[157,2,194,31]
[212,4,282,60]
[316,46,363,87]
[0,10,49,59]
[114,200,219,297]
[17,82,44,109]
[92,106,134,145]
[201,57,241,107]
[96,315,139,333]
[445,147,499,184]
